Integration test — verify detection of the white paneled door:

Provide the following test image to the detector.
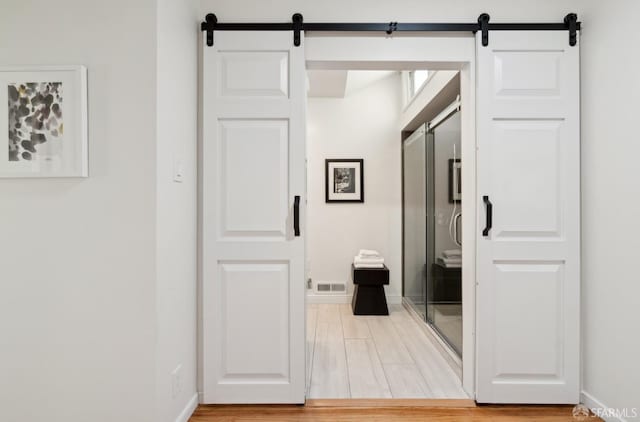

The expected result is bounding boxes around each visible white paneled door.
[201,31,306,403]
[476,31,580,403]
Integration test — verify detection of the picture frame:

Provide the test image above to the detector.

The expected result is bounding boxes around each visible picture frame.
[449,158,461,203]
[0,65,88,178]
[325,158,364,203]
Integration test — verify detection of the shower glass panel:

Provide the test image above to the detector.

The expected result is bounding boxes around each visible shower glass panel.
[426,111,462,356]
[402,125,428,319]
[402,109,462,357]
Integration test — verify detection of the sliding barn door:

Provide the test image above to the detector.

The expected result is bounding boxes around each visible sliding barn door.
[476,31,580,403]
[201,31,306,403]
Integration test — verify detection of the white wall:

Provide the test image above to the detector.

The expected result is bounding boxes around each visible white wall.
[156,0,199,421]
[0,1,201,421]
[202,0,640,417]
[307,73,402,300]
[579,1,640,419]
[0,1,158,421]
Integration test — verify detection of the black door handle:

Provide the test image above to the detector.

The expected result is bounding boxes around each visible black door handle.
[293,195,300,237]
[482,195,492,237]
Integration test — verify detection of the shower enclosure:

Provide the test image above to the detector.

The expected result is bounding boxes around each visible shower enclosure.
[402,104,462,356]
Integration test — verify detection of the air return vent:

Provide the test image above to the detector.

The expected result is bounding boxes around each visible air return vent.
[315,281,347,294]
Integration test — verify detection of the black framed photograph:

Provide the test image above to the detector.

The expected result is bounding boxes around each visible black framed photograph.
[325,159,364,203]
[449,158,461,203]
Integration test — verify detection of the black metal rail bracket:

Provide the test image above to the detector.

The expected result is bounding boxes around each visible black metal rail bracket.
[478,13,491,47]
[292,13,303,46]
[201,13,217,47]
[199,13,580,48]
[565,13,578,46]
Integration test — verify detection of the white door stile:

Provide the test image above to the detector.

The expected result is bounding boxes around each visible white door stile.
[201,30,306,404]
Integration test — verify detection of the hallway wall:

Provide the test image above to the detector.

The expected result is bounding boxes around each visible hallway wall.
[578,1,640,418]
[0,1,200,421]
[0,1,158,421]
[156,0,200,421]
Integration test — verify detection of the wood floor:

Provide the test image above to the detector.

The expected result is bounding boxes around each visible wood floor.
[307,303,467,399]
[190,404,595,421]
[190,304,600,422]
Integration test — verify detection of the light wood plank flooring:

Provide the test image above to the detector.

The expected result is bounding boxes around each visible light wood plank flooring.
[307,303,468,399]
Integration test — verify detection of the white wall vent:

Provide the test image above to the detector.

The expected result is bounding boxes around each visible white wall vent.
[315,281,347,294]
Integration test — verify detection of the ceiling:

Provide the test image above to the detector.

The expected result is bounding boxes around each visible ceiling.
[307,70,396,98]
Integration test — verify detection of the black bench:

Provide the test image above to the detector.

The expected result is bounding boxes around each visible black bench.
[351,264,390,315]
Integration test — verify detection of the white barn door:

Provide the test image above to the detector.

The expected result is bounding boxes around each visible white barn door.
[201,31,306,403]
[476,31,580,403]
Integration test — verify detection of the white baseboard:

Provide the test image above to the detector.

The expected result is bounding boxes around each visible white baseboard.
[175,393,198,422]
[581,390,631,422]
[306,294,401,305]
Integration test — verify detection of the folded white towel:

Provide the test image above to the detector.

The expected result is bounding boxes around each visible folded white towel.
[354,256,385,265]
[437,257,462,268]
[358,249,381,258]
[439,256,461,264]
[354,263,385,269]
[443,249,462,258]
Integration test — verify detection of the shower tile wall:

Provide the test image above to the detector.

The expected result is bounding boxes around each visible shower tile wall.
[433,112,461,258]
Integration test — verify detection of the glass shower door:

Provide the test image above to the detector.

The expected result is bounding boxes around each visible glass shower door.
[402,110,462,358]
[402,125,433,319]
[426,111,462,356]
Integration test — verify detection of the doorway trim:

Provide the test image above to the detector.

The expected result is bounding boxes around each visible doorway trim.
[198,12,583,404]
[305,34,477,397]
